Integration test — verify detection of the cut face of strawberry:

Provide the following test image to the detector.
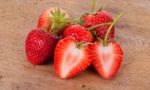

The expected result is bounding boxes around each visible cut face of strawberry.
[91,41,123,79]
[54,38,92,79]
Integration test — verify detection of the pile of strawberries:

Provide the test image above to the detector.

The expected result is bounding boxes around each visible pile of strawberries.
[25,1,124,79]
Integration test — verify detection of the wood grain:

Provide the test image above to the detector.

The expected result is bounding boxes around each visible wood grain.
[0,0,150,90]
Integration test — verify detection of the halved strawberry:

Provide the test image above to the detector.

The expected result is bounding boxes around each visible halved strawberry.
[90,41,123,79]
[90,12,124,79]
[54,38,92,79]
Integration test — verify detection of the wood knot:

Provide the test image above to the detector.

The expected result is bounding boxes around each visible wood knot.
[0,75,2,80]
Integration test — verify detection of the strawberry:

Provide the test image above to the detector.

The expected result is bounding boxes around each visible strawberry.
[90,41,123,79]
[37,7,70,35]
[90,12,124,79]
[82,11,115,40]
[25,28,59,64]
[63,24,93,42]
[54,38,92,79]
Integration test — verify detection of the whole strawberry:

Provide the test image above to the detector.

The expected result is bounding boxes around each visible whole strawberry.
[25,8,70,65]
[82,11,115,40]
[37,7,70,35]
[25,28,59,64]
[63,24,93,42]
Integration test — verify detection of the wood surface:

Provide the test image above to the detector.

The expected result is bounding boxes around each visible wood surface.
[0,0,150,90]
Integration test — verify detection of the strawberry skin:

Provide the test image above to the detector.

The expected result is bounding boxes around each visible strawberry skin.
[37,7,70,33]
[54,38,92,79]
[63,25,93,42]
[90,41,123,79]
[37,8,52,30]
[25,29,58,64]
[83,11,115,39]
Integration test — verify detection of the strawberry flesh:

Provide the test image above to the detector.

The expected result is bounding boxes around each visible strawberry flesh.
[54,38,92,79]
[91,41,123,79]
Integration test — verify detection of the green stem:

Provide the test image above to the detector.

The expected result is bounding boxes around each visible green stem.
[61,18,80,23]
[91,0,96,13]
[103,12,124,46]
[87,22,112,31]
[76,42,84,49]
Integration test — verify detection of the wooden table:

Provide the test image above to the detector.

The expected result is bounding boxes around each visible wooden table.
[0,0,150,90]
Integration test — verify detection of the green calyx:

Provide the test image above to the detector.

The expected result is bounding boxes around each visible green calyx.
[103,12,124,46]
[49,9,69,35]
[76,42,92,49]
[76,42,85,49]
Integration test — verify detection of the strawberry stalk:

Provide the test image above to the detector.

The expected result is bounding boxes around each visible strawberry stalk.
[91,0,96,13]
[87,22,112,38]
[76,42,92,49]
[87,22,112,30]
[103,12,124,46]
[61,18,80,23]
[76,42,85,49]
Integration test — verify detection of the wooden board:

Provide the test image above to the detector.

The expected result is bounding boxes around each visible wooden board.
[0,0,150,90]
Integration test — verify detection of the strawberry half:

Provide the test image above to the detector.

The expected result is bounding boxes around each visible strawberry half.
[90,41,123,79]
[63,24,93,42]
[90,12,124,79]
[54,38,92,79]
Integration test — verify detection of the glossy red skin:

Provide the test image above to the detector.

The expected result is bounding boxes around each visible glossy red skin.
[83,11,115,39]
[63,25,93,42]
[25,29,59,64]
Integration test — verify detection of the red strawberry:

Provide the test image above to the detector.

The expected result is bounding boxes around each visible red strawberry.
[90,12,124,79]
[63,24,93,42]
[82,11,115,39]
[54,38,92,79]
[90,41,123,79]
[37,7,70,35]
[25,28,58,64]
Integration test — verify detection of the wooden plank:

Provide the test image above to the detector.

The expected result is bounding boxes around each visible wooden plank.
[0,0,150,90]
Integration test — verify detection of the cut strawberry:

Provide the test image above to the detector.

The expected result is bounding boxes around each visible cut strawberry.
[91,42,123,79]
[54,38,92,79]
[90,12,124,79]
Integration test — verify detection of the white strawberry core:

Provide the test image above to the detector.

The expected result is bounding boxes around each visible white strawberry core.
[61,44,84,78]
[98,45,114,77]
